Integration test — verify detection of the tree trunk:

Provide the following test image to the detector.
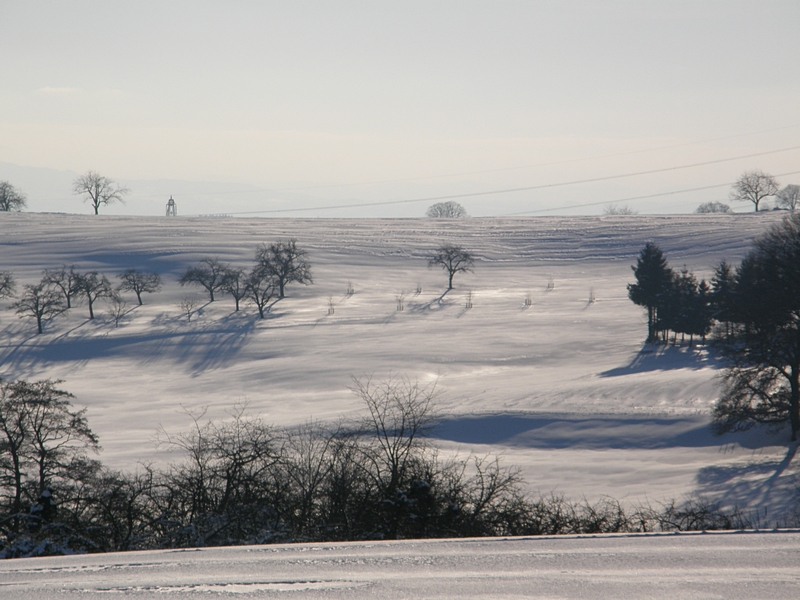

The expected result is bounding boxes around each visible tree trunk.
[790,365,799,442]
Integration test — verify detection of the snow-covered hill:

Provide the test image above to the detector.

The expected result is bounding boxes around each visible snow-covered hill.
[0,212,796,521]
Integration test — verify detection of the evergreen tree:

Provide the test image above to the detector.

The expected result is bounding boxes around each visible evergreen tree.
[690,279,714,345]
[672,267,699,345]
[713,213,800,440]
[627,242,674,342]
[710,261,737,340]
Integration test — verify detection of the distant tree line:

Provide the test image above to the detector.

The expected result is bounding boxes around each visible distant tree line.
[0,377,768,558]
[629,213,800,441]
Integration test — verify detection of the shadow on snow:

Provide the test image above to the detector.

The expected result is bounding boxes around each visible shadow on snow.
[431,412,782,450]
[599,343,726,377]
[0,313,261,377]
[694,444,800,522]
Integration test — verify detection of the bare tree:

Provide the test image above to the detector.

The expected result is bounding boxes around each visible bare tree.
[117,269,161,306]
[255,240,312,299]
[75,271,114,320]
[281,421,340,537]
[0,181,27,212]
[0,379,99,523]
[351,375,438,500]
[730,170,779,212]
[426,201,468,218]
[776,184,800,211]
[603,204,637,215]
[179,258,228,302]
[179,295,198,322]
[42,265,81,309]
[428,243,475,290]
[695,201,732,214]
[220,267,247,312]
[73,171,130,215]
[12,283,65,334]
[0,272,15,299]
[106,294,128,327]
[244,268,277,319]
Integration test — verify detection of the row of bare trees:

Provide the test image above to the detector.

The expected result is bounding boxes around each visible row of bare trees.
[0,239,477,332]
[0,376,763,558]
[0,267,161,333]
[178,240,313,318]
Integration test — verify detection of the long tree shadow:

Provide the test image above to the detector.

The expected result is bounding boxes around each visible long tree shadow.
[693,443,799,524]
[600,343,726,377]
[0,315,260,377]
[432,412,784,451]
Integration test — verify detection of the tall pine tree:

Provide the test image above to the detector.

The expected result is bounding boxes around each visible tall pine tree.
[628,242,674,342]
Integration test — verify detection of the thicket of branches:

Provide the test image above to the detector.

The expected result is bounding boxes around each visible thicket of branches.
[0,376,773,559]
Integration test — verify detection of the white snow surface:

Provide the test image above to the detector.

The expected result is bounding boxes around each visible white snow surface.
[0,211,798,524]
[2,531,799,598]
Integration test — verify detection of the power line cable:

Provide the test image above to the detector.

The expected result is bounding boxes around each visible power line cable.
[501,169,800,215]
[257,123,800,192]
[118,122,800,199]
[194,145,800,216]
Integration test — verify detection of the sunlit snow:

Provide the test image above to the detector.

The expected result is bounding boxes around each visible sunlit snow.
[0,212,797,530]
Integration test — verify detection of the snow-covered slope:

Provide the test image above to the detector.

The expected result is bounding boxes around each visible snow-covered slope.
[2,531,799,599]
[0,212,796,521]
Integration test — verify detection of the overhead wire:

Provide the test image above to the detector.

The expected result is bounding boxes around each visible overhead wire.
[192,145,800,216]
[499,170,800,216]
[117,122,800,200]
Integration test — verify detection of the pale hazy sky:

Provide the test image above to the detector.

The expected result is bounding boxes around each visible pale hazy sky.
[1,1,798,216]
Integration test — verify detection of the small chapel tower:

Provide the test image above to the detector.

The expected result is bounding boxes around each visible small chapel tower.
[166,195,177,216]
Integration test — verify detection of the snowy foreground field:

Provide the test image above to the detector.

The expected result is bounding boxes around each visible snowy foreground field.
[0,212,798,522]
[2,531,799,598]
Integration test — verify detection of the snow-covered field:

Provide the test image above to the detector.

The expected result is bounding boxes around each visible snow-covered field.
[0,211,797,523]
[2,531,799,598]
